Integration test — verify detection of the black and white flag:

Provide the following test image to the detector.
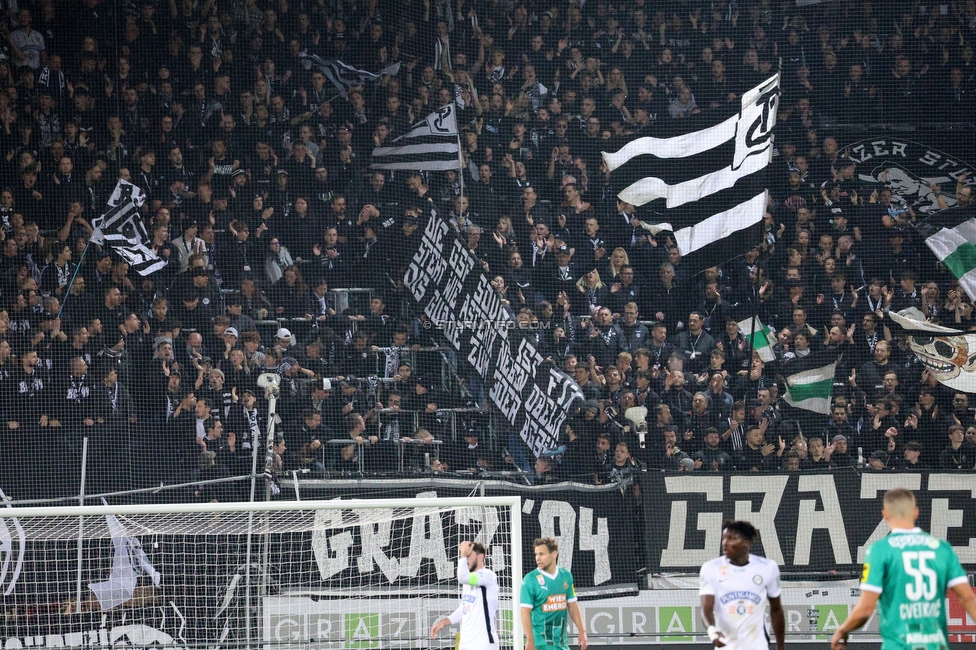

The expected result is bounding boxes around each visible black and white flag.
[602,73,780,268]
[299,53,400,99]
[90,180,166,276]
[87,508,162,611]
[371,104,462,171]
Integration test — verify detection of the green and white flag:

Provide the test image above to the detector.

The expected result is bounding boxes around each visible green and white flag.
[923,215,976,301]
[738,317,776,362]
[782,352,837,415]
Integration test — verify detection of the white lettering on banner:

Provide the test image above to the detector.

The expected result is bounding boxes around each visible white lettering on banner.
[491,338,543,424]
[520,385,562,456]
[400,492,453,580]
[311,507,353,580]
[309,497,466,583]
[579,507,611,585]
[660,476,724,567]
[857,474,923,563]
[447,240,476,286]
[849,140,909,163]
[458,275,508,378]
[539,500,577,569]
[455,506,505,573]
[490,341,524,423]
[467,325,498,379]
[547,366,585,409]
[730,475,788,564]
[927,474,976,563]
[520,368,584,456]
[403,214,580,460]
[424,291,459,348]
[404,218,450,301]
[464,275,506,322]
[794,475,852,566]
[356,509,399,582]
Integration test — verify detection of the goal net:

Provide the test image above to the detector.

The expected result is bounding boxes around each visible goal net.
[0,496,522,650]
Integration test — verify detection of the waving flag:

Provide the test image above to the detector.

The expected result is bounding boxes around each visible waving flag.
[90,180,166,276]
[603,74,780,269]
[299,53,400,99]
[88,510,161,610]
[371,104,462,171]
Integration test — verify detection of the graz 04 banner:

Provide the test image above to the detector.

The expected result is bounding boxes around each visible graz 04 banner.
[285,480,638,589]
[639,470,976,574]
[403,215,583,456]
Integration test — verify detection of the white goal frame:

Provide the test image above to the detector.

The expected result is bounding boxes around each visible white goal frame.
[3,496,524,650]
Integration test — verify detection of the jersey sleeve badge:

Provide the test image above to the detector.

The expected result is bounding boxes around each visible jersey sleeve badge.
[860,563,870,583]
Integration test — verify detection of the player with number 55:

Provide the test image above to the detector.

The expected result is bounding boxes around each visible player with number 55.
[832,488,976,650]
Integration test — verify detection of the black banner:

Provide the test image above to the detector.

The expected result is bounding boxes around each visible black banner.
[640,470,976,575]
[0,481,637,648]
[285,479,638,590]
[403,216,583,456]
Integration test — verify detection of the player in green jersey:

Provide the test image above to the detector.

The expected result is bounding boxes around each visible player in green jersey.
[520,537,588,650]
[832,488,976,650]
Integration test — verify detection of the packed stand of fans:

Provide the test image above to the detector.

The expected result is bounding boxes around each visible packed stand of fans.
[0,0,975,501]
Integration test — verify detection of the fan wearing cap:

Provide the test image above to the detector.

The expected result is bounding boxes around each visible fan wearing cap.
[197,366,233,419]
[217,219,260,290]
[451,428,493,473]
[403,375,448,432]
[827,434,856,468]
[537,242,580,306]
[272,327,296,353]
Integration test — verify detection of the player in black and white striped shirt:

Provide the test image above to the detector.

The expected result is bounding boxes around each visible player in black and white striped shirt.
[430,541,499,650]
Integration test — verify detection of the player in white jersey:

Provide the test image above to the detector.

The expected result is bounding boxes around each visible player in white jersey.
[699,521,785,650]
[431,541,500,650]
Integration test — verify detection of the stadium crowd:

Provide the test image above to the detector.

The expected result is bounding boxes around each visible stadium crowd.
[0,0,975,501]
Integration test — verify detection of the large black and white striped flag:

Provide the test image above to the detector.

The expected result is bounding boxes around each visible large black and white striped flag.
[90,180,166,276]
[299,53,400,99]
[371,104,462,171]
[602,73,780,268]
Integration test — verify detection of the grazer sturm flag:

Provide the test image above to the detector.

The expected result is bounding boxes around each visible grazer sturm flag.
[88,509,161,611]
[371,104,462,171]
[738,317,776,362]
[920,208,976,301]
[602,73,780,267]
[90,180,166,276]
[782,351,837,415]
[299,53,400,99]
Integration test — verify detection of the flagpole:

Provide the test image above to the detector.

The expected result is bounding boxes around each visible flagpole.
[456,103,465,204]
[57,239,94,319]
[747,189,770,377]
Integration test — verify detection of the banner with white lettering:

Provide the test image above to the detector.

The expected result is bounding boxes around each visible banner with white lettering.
[0,482,635,648]
[289,480,637,590]
[639,471,976,575]
[403,216,583,456]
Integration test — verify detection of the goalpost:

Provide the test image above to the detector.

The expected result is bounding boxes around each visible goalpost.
[0,496,523,650]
